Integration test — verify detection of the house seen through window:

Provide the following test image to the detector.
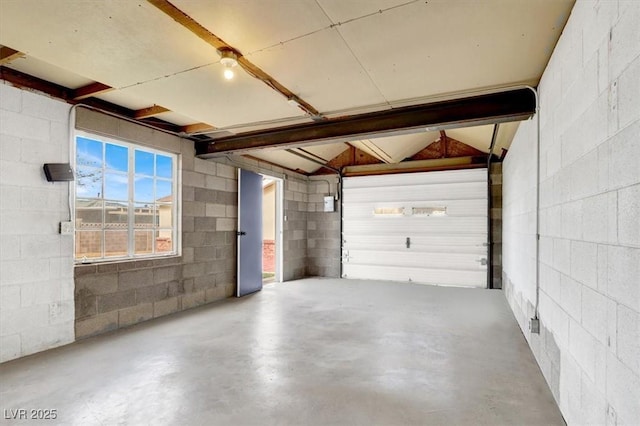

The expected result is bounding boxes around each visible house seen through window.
[75,133,178,262]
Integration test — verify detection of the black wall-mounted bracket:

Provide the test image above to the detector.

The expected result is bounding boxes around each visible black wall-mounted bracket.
[43,163,74,182]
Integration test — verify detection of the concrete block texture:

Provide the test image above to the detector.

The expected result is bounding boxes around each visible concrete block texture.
[618,184,640,247]
[75,311,118,340]
[0,84,74,362]
[153,297,179,318]
[503,2,640,424]
[616,304,640,377]
[119,303,153,328]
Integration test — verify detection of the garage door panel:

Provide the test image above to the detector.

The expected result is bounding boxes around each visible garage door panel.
[345,250,486,270]
[344,182,486,203]
[342,199,487,218]
[342,264,486,287]
[344,242,487,254]
[342,169,488,288]
[343,218,487,235]
[342,235,487,251]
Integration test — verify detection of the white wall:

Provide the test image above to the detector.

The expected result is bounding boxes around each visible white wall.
[0,83,75,362]
[503,1,639,424]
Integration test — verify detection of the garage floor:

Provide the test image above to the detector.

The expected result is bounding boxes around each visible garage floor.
[0,278,563,425]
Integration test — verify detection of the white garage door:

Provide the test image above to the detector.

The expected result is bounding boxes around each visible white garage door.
[342,169,488,288]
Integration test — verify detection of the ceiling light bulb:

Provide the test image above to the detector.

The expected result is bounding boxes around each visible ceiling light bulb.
[218,48,238,81]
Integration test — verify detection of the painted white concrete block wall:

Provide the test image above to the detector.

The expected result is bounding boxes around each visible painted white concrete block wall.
[0,83,75,362]
[503,1,640,424]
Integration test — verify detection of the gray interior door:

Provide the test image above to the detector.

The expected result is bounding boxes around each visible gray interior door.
[237,169,263,297]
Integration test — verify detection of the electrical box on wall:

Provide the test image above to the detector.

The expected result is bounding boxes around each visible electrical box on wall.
[323,196,335,212]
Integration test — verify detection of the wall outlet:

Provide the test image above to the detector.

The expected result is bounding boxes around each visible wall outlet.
[60,221,73,235]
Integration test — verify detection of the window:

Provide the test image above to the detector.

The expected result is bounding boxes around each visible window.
[373,207,405,216]
[411,206,447,216]
[74,132,178,262]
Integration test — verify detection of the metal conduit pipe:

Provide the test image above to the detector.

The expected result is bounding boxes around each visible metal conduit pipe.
[338,170,344,279]
[523,86,541,330]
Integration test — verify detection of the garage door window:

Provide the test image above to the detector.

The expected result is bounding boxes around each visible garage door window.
[74,132,178,262]
[373,207,405,216]
[412,207,447,216]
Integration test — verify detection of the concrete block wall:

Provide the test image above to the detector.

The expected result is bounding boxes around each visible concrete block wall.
[0,83,75,362]
[283,176,308,280]
[502,1,640,424]
[306,176,341,278]
[73,109,237,339]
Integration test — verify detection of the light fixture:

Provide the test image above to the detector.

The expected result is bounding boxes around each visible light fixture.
[218,48,238,80]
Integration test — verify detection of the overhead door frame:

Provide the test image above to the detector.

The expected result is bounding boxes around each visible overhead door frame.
[341,169,488,288]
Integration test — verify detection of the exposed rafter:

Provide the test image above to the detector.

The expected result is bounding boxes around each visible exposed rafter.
[409,137,485,161]
[311,145,381,175]
[134,105,170,119]
[147,0,322,119]
[1,66,69,99]
[196,88,536,157]
[181,122,216,133]
[0,46,24,65]
[0,66,182,133]
[440,130,448,158]
[72,82,114,100]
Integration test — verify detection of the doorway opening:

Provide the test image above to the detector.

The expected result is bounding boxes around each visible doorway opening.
[261,176,283,284]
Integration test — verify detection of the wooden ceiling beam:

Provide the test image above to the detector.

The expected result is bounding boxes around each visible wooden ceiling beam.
[311,145,382,175]
[1,65,71,99]
[147,0,322,118]
[196,88,536,157]
[0,66,183,133]
[0,47,24,65]
[440,130,448,158]
[410,137,485,161]
[181,122,216,133]
[72,82,113,100]
[134,105,170,119]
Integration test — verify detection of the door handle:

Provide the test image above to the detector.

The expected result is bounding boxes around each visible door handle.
[237,231,246,236]
[406,237,411,249]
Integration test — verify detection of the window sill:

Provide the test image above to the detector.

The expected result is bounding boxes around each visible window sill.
[74,254,182,275]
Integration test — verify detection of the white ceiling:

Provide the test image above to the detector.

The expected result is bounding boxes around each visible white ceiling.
[0,0,575,172]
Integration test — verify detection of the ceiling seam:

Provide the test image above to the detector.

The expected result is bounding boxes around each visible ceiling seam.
[248,0,421,57]
[117,61,216,91]
[312,0,389,108]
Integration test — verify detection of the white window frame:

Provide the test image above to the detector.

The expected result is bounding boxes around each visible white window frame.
[73,130,180,263]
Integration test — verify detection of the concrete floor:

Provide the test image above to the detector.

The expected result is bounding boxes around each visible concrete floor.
[0,278,563,425]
